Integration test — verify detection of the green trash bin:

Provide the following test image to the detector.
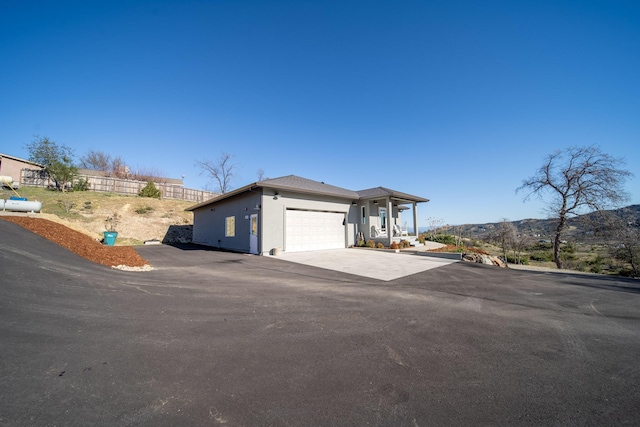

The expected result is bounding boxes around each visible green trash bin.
[103,231,118,246]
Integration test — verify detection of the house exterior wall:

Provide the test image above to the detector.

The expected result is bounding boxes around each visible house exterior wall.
[0,157,41,183]
[192,190,262,253]
[260,189,357,254]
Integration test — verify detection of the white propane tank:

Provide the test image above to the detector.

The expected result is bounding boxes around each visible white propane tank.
[2,199,42,213]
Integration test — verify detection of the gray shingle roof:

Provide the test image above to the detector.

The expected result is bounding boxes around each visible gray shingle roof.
[186,175,428,211]
[258,175,359,199]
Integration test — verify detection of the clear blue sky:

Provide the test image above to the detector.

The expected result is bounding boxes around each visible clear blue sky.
[1,0,638,226]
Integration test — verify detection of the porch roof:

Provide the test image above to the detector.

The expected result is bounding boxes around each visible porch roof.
[356,187,430,203]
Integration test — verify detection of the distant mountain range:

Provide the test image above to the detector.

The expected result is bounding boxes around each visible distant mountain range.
[418,205,640,243]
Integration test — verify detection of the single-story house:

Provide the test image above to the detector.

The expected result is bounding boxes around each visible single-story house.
[186,175,429,255]
[0,153,44,186]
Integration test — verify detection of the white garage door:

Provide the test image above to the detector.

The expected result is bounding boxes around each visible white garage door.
[285,209,346,252]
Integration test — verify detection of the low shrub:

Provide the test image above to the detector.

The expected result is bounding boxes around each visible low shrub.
[376,242,385,249]
[586,255,605,274]
[390,242,399,250]
[617,268,639,278]
[506,254,529,265]
[530,251,553,262]
[72,178,90,191]
[57,199,75,214]
[135,206,154,215]
[532,242,553,251]
[428,234,456,245]
[139,181,161,198]
[366,240,376,248]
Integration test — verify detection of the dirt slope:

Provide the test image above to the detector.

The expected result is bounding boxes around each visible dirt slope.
[1,187,196,244]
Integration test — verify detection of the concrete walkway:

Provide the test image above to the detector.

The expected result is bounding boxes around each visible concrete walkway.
[275,248,458,281]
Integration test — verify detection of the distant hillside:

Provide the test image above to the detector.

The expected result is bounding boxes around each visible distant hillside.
[459,205,640,243]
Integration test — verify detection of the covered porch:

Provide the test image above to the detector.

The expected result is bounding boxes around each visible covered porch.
[355,187,429,248]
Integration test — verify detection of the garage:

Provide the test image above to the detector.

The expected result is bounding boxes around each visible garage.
[285,209,346,252]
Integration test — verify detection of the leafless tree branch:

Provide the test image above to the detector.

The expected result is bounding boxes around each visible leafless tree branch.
[195,152,237,194]
[516,145,633,268]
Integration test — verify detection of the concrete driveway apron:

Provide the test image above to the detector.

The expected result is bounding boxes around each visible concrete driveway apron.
[275,248,458,281]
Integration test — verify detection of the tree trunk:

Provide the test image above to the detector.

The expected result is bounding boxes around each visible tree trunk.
[627,246,639,277]
[553,214,566,269]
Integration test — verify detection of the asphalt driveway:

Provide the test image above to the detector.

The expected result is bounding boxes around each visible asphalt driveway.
[2,219,640,426]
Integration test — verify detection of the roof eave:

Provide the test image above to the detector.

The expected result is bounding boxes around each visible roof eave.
[185,182,259,211]
[358,193,430,203]
[185,181,359,212]
[0,153,44,168]
[259,183,358,200]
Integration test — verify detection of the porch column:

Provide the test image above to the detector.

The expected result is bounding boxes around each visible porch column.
[386,198,393,246]
[412,202,418,237]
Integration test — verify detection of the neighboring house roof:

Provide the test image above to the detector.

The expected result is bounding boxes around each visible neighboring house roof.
[357,186,430,203]
[186,175,428,211]
[0,153,44,168]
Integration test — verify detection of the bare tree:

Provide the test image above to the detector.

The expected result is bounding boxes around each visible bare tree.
[79,150,130,178]
[195,152,237,194]
[612,224,640,277]
[517,145,632,268]
[110,156,128,178]
[256,168,266,181]
[426,217,445,240]
[491,218,517,261]
[512,233,533,265]
[130,166,168,183]
[592,210,640,277]
[80,150,112,171]
[453,224,466,247]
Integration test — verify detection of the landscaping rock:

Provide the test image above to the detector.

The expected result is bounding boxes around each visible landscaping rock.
[462,252,508,268]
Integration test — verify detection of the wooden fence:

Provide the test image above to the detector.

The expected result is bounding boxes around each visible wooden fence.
[20,169,218,203]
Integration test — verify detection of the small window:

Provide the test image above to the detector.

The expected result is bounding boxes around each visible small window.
[225,216,235,237]
[361,206,366,224]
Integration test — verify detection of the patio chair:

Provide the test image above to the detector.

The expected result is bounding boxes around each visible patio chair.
[371,225,386,237]
[393,224,408,237]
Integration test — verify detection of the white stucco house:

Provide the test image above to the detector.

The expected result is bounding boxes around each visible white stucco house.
[186,175,429,255]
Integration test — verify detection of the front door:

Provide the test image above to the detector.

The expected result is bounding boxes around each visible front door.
[249,214,258,254]
[379,207,387,233]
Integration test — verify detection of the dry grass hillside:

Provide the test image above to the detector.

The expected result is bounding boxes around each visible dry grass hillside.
[1,187,197,245]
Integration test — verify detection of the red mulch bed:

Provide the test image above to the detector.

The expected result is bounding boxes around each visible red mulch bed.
[1,216,148,268]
